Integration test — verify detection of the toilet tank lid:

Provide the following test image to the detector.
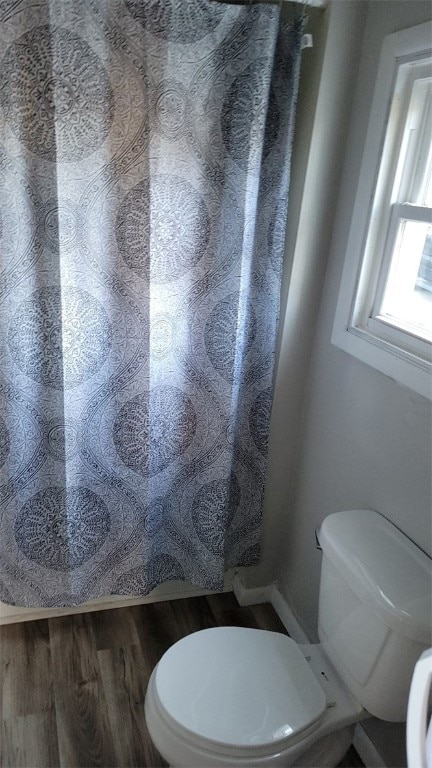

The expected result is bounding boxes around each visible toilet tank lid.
[319,510,432,645]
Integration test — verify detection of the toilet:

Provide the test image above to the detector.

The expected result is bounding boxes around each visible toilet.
[145,510,431,767]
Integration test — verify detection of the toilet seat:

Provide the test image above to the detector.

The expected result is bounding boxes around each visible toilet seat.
[149,627,327,758]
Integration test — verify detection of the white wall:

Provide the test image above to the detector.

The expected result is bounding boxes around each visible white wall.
[272,2,432,765]
[276,0,432,645]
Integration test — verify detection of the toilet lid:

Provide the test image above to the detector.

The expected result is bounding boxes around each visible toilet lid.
[154,627,327,751]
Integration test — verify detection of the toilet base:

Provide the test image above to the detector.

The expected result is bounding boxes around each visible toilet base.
[145,667,355,768]
[291,726,354,768]
[150,718,354,768]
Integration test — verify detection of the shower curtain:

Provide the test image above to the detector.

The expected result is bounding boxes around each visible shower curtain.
[0,0,304,607]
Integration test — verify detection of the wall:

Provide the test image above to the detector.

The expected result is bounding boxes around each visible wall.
[274,2,432,765]
[276,0,432,646]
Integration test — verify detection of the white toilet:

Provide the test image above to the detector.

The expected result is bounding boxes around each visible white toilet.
[145,510,431,767]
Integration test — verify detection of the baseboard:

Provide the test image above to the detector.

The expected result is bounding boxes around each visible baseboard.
[269,584,311,643]
[233,574,310,644]
[0,571,235,625]
[232,572,390,768]
[232,573,274,606]
[353,724,387,768]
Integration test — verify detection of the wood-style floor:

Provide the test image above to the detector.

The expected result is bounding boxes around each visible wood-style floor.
[0,592,364,768]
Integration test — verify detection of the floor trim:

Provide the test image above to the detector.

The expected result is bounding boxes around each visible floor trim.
[352,725,387,768]
[232,574,310,643]
[231,573,274,607]
[0,573,235,625]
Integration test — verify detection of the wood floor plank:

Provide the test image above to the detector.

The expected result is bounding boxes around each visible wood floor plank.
[131,595,216,671]
[206,594,288,633]
[1,712,60,768]
[97,644,167,767]
[204,591,242,618]
[130,602,178,670]
[49,613,117,767]
[338,744,366,767]
[90,605,140,651]
[248,602,289,634]
[0,619,54,718]
[166,594,217,637]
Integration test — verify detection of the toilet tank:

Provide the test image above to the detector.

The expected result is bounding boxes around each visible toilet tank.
[317,510,431,722]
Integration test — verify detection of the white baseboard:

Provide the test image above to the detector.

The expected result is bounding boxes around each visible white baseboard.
[232,574,310,644]
[269,584,311,643]
[353,724,387,768]
[232,573,274,606]
[0,571,235,625]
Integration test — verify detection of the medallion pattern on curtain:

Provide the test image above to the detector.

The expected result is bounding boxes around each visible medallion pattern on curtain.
[0,0,303,606]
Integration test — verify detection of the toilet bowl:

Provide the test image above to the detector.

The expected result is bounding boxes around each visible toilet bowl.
[145,511,432,767]
[145,627,364,767]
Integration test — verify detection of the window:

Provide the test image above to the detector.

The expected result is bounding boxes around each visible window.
[332,22,432,400]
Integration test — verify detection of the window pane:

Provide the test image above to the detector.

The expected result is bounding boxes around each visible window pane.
[424,148,432,206]
[392,71,432,205]
[379,221,432,340]
[416,228,432,291]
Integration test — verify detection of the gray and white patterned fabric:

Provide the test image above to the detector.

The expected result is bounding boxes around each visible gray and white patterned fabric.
[0,0,304,606]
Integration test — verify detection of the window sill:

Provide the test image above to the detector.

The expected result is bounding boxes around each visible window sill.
[332,323,432,400]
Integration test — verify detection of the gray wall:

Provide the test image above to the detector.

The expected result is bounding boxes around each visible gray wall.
[272,2,432,765]
[276,0,432,644]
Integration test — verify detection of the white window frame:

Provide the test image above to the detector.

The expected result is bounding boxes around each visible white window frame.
[332,21,432,401]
